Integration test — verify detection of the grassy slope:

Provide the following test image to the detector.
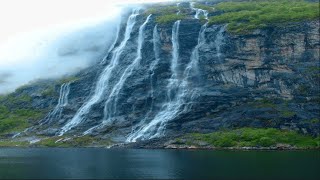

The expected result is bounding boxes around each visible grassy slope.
[209,0,320,34]
[144,0,319,32]
[0,76,80,136]
[0,136,112,148]
[0,95,44,135]
[179,128,320,148]
[145,5,188,24]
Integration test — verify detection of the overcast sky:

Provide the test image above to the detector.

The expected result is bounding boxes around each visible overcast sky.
[0,0,173,54]
[0,0,175,94]
[0,0,170,36]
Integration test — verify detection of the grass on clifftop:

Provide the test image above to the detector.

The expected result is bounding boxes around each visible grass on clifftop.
[156,14,187,24]
[145,5,187,24]
[183,128,320,148]
[209,0,320,34]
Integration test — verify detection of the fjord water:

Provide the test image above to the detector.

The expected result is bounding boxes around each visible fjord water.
[0,149,319,180]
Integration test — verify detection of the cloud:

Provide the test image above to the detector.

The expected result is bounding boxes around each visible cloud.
[0,0,176,94]
[0,2,124,94]
[0,72,12,85]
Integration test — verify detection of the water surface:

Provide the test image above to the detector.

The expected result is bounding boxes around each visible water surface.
[0,148,319,179]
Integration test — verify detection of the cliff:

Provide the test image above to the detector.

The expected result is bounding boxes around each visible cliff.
[0,0,319,148]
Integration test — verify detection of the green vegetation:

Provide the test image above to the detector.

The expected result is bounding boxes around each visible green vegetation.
[0,93,45,135]
[41,86,56,97]
[209,0,320,34]
[1,94,32,106]
[0,140,29,147]
[0,105,44,134]
[36,136,112,147]
[252,98,277,109]
[156,14,186,24]
[194,3,214,12]
[310,118,319,124]
[186,128,320,148]
[58,76,80,84]
[280,110,296,118]
[145,6,179,15]
[144,5,187,24]
[0,136,113,147]
[0,75,80,135]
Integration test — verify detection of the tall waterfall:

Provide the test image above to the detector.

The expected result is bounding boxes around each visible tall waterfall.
[180,22,207,112]
[149,25,161,109]
[100,21,121,65]
[176,3,181,15]
[83,14,152,134]
[185,23,207,81]
[215,26,225,62]
[58,10,140,136]
[126,24,161,142]
[127,20,182,142]
[190,2,209,19]
[103,14,152,122]
[41,82,71,125]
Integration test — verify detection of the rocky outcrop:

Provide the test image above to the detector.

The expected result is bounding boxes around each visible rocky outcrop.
[2,4,319,144]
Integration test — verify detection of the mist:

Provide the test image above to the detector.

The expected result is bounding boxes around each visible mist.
[0,0,175,94]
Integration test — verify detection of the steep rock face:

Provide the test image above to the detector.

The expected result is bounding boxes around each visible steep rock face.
[4,8,319,142]
[176,21,320,137]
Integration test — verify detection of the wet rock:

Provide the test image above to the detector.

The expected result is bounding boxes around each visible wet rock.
[3,8,319,144]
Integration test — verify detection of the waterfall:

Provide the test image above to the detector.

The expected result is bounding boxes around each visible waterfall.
[13,82,71,138]
[100,20,121,65]
[180,22,207,112]
[126,24,161,142]
[12,127,33,139]
[185,23,207,80]
[149,25,161,108]
[176,3,181,15]
[127,19,208,142]
[215,26,225,62]
[58,9,140,136]
[41,82,71,125]
[127,20,182,142]
[190,2,209,20]
[83,14,152,134]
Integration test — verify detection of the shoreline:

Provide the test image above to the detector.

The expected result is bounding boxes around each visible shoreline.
[0,146,320,152]
[1,144,319,151]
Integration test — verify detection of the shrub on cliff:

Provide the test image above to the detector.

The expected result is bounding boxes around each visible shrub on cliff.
[188,128,320,148]
[209,0,320,34]
[156,14,186,24]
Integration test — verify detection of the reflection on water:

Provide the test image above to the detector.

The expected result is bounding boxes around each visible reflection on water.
[0,148,319,179]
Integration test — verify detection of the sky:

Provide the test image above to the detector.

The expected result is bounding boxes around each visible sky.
[0,0,175,94]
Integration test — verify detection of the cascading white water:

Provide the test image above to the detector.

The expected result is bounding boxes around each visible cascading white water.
[190,2,209,20]
[176,3,181,15]
[13,82,72,138]
[58,9,140,136]
[126,24,161,142]
[103,14,152,122]
[83,14,152,134]
[100,21,121,65]
[127,20,182,142]
[127,18,209,142]
[185,23,207,80]
[149,25,161,108]
[214,26,225,62]
[167,20,181,102]
[179,22,208,113]
[41,82,71,125]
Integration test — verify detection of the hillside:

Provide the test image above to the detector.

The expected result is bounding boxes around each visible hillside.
[0,0,319,149]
